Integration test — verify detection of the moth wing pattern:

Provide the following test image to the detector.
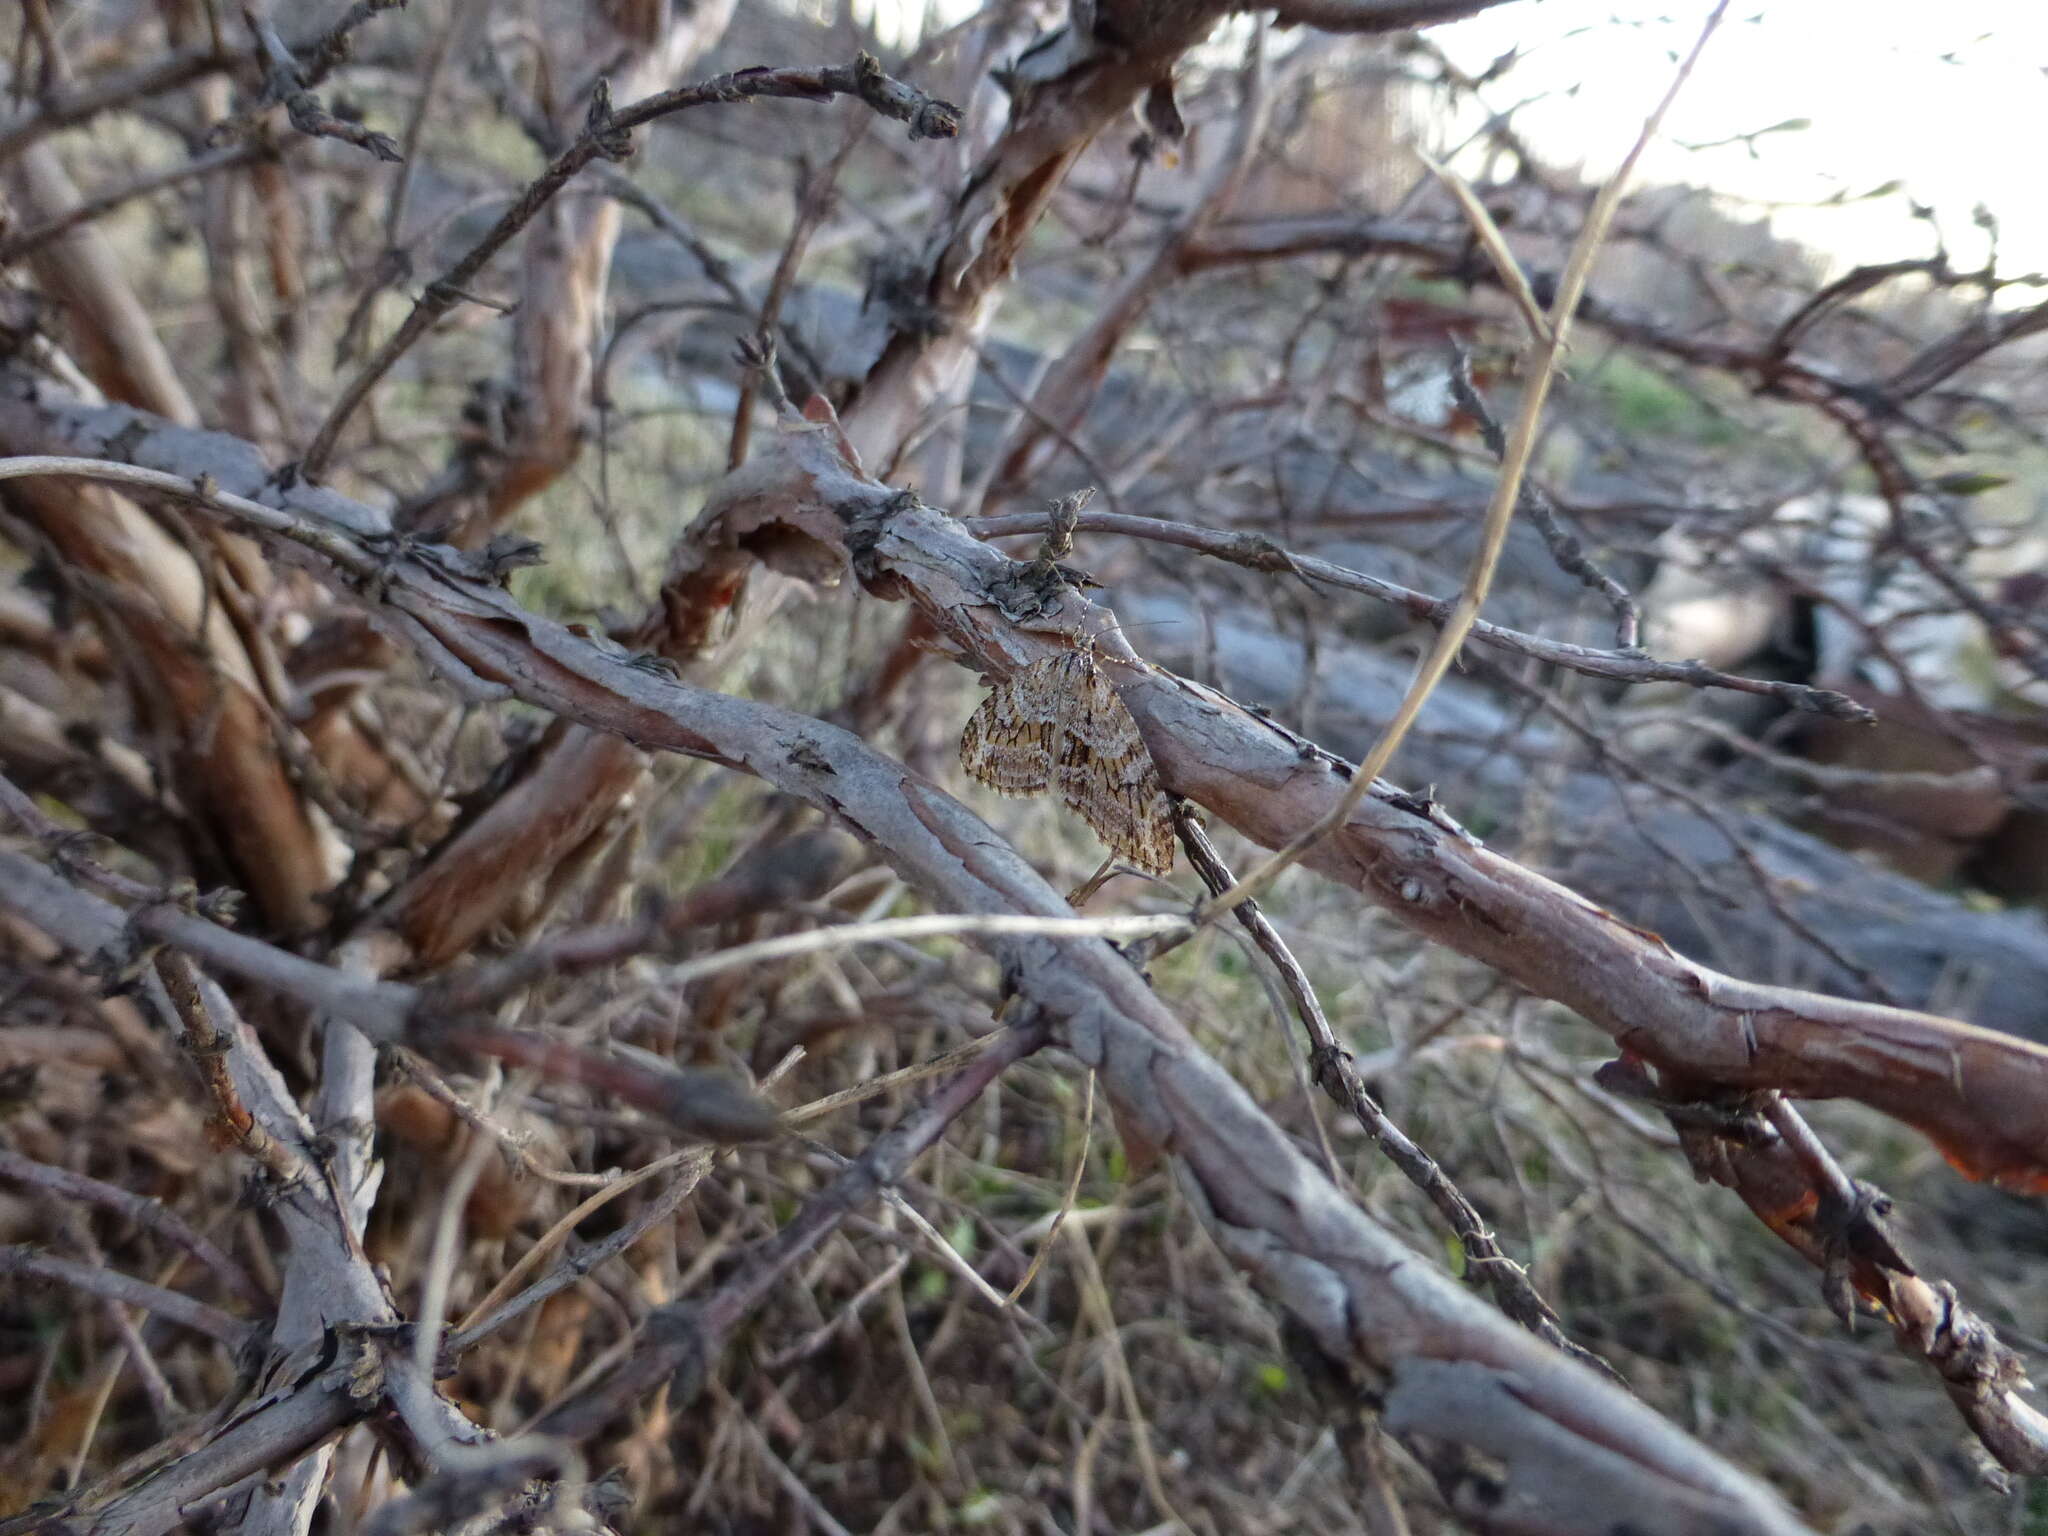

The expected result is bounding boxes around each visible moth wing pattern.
[958,665,1055,796]
[1052,655,1176,875]
[1056,651,1144,755]
[1054,750,1176,876]
[960,648,1176,876]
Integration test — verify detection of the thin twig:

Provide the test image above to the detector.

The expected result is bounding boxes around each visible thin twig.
[153,951,309,1187]
[1193,0,1732,926]
[967,508,1870,720]
[1005,1069,1093,1304]
[1448,344,1642,647]
[0,145,260,264]
[728,141,847,468]
[1415,149,1550,343]
[715,1380,857,1536]
[0,456,377,574]
[299,55,958,480]
[0,43,234,165]
[451,1048,812,1353]
[794,1137,1020,1318]
[429,826,855,1011]
[1064,1223,1193,1536]
[1170,806,1618,1380]
[451,1147,709,1340]
[0,1246,253,1347]
[0,1150,267,1310]
[651,912,1189,989]
[781,1028,1013,1129]
[299,0,407,88]
[535,1020,1045,1437]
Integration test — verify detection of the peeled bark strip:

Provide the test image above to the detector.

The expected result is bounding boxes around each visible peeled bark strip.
[0,465,334,930]
[379,721,646,969]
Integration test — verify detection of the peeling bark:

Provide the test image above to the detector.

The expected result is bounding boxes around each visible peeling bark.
[379,720,646,969]
[0,461,334,930]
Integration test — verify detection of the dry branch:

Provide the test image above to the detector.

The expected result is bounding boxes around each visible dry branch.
[0,1245,253,1348]
[601,404,2048,1188]
[843,0,1512,469]
[299,54,959,480]
[0,844,781,1146]
[0,43,234,165]
[4,7,2046,1506]
[10,340,2048,1429]
[970,507,1871,719]
[0,1150,267,1311]
[1200,0,1727,921]
[1169,806,1610,1379]
[7,369,2048,1460]
[0,429,1824,1531]
[0,146,261,267]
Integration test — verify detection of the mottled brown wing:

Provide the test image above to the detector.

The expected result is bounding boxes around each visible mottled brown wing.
[1053,651,1137,755]
[1056,754,1176,875]
[959,669,1055,796]
[1051,655,1176,875]
[1124,785,1177,875]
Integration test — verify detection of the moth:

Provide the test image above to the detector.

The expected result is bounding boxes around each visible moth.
[959,648,1176,876]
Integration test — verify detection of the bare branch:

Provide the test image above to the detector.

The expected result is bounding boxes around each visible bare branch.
[1196,0,1731,923]
[1448,345,1642,648]
[0,44,233,165]
[0,1150,267,1310]
[0,445,1844,1522]
[0,842,784,1144]
[299,55,958,480]
[1168,806,1615,1379]
[0,146,261,266]
[0,1245,254,1348]
[3,410,2044,1190]
[968,508,1872,720]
